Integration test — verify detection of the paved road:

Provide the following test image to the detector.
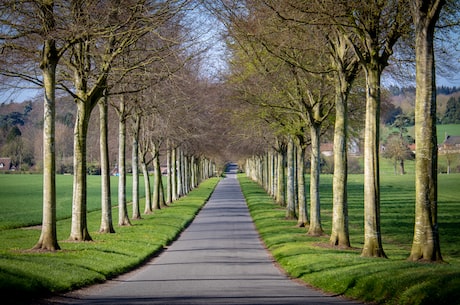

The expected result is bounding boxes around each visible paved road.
[43,171,361,305]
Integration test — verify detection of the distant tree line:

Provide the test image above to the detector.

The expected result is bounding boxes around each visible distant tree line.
[387,85,460,96]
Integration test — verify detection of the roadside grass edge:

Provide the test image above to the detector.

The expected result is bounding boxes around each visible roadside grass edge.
[238,174,460,305]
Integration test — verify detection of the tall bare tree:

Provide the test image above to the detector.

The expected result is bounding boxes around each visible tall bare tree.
[0,0,69,250]
[409,0,446,262]
[337,0,411,257]
[328,31,360,248]
[98,90,115,233]
[35,0,60,250]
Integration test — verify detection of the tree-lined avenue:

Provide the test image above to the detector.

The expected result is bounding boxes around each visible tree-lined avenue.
[42,168,361,305]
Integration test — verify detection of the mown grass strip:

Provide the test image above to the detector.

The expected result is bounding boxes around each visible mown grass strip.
[0,177,219,303]
[238,174,460,305]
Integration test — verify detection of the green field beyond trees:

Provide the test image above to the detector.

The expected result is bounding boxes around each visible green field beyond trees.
[0,174,144,230]
[0,177,219,303]
[238,174,460,305]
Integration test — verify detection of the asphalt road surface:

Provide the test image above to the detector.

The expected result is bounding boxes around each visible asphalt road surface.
[42,170,362,305]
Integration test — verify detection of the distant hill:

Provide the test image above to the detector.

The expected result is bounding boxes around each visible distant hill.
[384,86,460,124]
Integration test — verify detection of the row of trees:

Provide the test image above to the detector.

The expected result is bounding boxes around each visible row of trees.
[0,0,223,251]
[214,0,457,262]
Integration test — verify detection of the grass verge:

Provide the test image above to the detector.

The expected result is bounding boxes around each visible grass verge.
[0,177,219,303]
[238,174,460,305]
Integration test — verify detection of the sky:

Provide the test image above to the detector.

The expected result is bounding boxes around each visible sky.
[1,3,459,104]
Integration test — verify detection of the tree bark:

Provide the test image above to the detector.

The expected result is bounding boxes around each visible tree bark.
[276,145,286,206]
[152,142,162,211]
[132,114,141,220]
[69,102,93,241]
[330,83,350,247]
[361,67,386,257]
[166,140,172,204]
[286,137,297,219]
[98,94,115,233]
[117,97,131,226]
[307,123,324,236]
[409,0,444,262]
[34,3,60,249]
[296,141,308,227]
[171,147,178,201]
[142,161,152,214]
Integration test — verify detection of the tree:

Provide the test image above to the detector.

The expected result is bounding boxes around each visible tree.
[328,31,360,248]
[98,91,115,233]
[1,0,64,251]
[61,0,188,240]
[131,109,142,220]
[382,133,414,175]
[409,0,446,262]
[337,0,411,257]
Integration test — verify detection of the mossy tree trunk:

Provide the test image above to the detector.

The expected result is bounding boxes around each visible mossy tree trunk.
[330,84,350,247]
[131,112,141,220]
[409,0,444,262]
[34,1,60,250]
[286,137,297,219]
[70,101,94,241]
[329,32,358,248]
[361,66,386,258]
[98,93,115,233]
[117,96,131,226]
[307,122,324,236]
[296,140,308,227]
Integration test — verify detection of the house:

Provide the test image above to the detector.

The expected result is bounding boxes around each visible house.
[319,138,361,157]
[320,143,334,157]
[439,135,460,155]
[0,158,12,171]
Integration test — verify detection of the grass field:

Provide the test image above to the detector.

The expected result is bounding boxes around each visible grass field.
[0,174,143,230]
[406,124,460,143]
[239,173,460,305]
[0,177,220,303]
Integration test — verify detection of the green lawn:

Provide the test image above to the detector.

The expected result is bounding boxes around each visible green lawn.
[0,174,143,230]
[405,123,460,143]
[239,173,460,305]
[0,177,220,303]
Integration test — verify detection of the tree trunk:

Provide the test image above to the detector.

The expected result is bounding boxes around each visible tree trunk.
[361,67,386,257]
[296,142,308,227]
[409,0,444,262]
[69,102,93,241]
[307,124,324,236]
[117,98,131,226]
[286,137,297,219]
[176,148,183,198]
[330,85,350,247]
[166,141,172,204]
[132,114,141,220]
[171,147,178,201]
[142,161,152,214]
[152,142,162,210]
[276,146,286,206]
[98,94,115,233]
[34,19,60,250]
[399,159,405,175]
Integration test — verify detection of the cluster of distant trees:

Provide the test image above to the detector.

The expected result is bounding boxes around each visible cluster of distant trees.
[387,85,460,96]
[441,96,460,124]
[0,102,35,170]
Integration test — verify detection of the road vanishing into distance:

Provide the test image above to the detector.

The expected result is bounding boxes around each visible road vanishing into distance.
[41,167,362,305]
